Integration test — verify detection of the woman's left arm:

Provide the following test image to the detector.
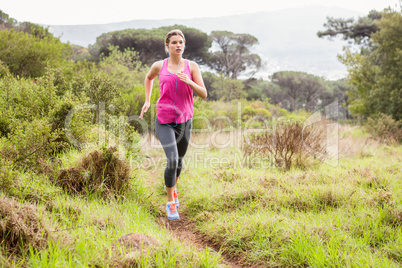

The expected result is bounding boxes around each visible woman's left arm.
[176,61,207,99]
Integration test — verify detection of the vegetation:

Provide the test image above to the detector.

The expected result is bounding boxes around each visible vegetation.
[317,10,382,47]
[89,25,211,65]
[0,7,401,267]
[319,9,402,121]
[175,135,402,267]
[207,31,261,79]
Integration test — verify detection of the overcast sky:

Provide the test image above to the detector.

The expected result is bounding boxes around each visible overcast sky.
[2,0,399,25]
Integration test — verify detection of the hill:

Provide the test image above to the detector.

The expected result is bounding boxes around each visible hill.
[45,6,363,79]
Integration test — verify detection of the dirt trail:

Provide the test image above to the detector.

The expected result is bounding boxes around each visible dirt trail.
[143,156,246,268]
[158,213,245,268]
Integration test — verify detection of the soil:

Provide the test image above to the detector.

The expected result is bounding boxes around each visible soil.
[145,156,260,268]
[158,213,246,268]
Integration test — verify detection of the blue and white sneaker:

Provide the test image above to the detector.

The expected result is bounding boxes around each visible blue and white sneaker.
[165,185,179,207]
[166,201,179,220]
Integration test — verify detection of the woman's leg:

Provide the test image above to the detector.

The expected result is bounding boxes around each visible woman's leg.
[175,119,192,182]
[155,118,179,202]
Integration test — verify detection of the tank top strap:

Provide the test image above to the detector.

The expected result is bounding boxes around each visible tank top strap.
[161,58,168,71]
[185,59,191,73]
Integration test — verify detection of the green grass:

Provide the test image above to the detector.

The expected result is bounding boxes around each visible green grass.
[2,125,402,267]
[172,130,402,267]
[0,147,223,268]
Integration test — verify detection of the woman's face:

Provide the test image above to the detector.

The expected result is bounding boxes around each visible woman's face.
[167,35,185,55]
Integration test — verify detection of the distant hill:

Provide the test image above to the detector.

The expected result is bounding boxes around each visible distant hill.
[45,6,363,80]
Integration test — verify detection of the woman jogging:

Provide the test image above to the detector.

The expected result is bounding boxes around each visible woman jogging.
[139,29,207,220]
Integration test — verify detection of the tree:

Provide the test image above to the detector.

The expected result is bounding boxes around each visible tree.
[271,71,304,112]
[326,79,352,119]
[0,9,18,29]
[86,73,120,124]
[208,31,261,79]
[242,78,276,101]
[298,74,326,112]
[210,74,246,101]
[317,10,382,47]
[340,10,402,121]
[90,25,211,65]
[0,29,71,77]
[271,71,328,112]
[0,9,54,39]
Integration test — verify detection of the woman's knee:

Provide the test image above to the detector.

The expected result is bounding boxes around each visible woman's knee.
[167,156,179,170]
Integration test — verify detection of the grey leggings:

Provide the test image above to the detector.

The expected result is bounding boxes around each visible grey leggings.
[155,118,192,188]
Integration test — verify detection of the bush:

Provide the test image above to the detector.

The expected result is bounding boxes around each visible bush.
[244,120,326,170]
[55,146,131,197]
[0,29,71,77]
[0,118,63,169]
[0,59,10,78]
[0,158,18,197]
[366,113,402,144]
[0,72,93,159]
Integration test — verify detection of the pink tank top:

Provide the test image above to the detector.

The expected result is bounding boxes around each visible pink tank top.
[156,58,194,124]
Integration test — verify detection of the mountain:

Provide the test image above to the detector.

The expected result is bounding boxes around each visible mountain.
[45,6,363,80]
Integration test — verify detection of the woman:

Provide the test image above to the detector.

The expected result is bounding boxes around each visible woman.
[139,29,207,220]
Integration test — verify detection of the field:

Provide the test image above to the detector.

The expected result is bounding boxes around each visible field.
[2,123,401,268]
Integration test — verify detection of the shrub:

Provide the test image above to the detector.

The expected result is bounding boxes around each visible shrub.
[244,120,326,170]
[1,118,63,169]
[55,146,131,197]
[0,29,71,77]
[0,59,10,78]
[366,113,402,144]
[0,158,18,197]
[241,105,272,121]
[49,90,92,151]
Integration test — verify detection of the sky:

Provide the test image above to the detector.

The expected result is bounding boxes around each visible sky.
[1,0,400,25]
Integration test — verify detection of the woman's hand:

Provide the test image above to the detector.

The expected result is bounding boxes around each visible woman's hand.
[177,71,193,85]
[140,101,151,119]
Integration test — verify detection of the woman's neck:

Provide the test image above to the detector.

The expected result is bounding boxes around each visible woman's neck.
[169,55,182,65]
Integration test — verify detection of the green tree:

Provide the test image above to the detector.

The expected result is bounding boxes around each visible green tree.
[242,78,276,101]
[325,79,352,119]
[208,31,261,79]
[317,10,382,47]
[298,74,327,112]
[210,74,246,101]
[86,73,120,123]
[340,10,402,120]
[0,29,71,77]
[0,9,17,28]
[0,9,54,38]
[271,71,304,112]
[90,25,211,65]
[271,71,328,112]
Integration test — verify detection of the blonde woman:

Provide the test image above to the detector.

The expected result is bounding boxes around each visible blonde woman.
[140,29,207,219]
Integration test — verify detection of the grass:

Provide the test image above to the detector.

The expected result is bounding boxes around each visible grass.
[0,146,223,268]
[1,124,401,267]
[168,125,402,267]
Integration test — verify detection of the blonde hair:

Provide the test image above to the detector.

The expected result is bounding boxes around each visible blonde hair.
[165,29,186,54]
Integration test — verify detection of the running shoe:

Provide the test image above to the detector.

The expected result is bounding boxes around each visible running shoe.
[174,191,179,208]
[164,185,179,207]
[166,201,179,220]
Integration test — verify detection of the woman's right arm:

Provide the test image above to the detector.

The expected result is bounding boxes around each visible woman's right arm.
[140,61,162,119]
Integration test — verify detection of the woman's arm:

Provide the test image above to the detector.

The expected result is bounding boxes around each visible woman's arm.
[177,61,207,99]
[140,61,162,119]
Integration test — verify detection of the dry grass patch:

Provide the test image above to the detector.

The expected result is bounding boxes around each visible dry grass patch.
[0,197,51,255]
[55,146,131,196]
[244,120,326,170]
